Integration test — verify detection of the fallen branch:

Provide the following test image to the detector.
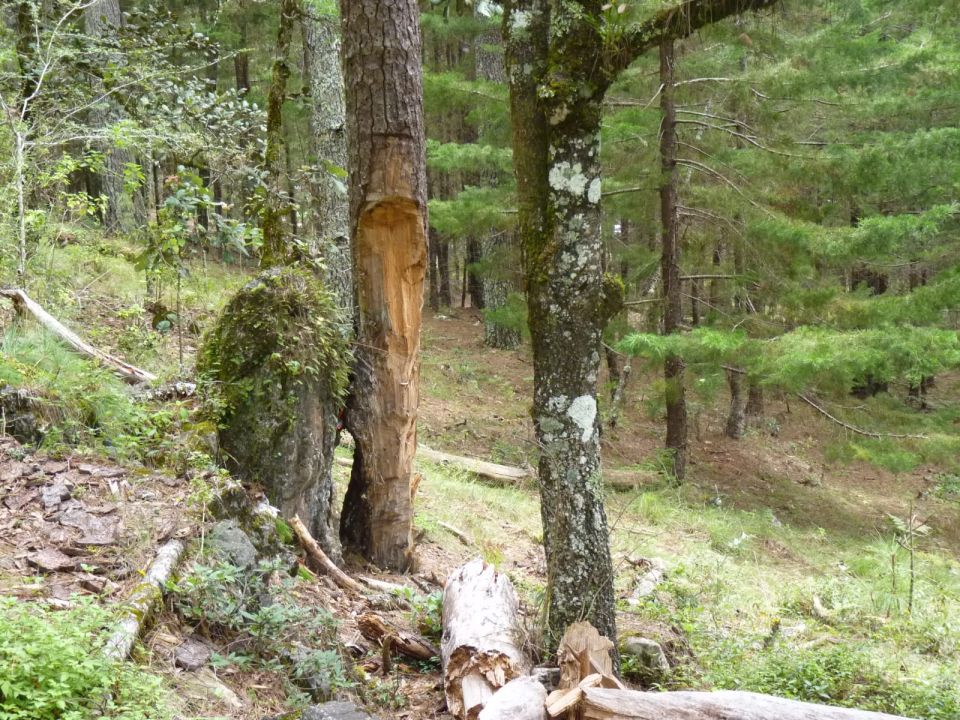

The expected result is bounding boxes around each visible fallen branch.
[438,521,473,546]
[797,394,927,440]
[336,447,530,485]
[577,687,911,720]
[289,515,363,593]
[103,539,184,661]
[0,288,157,384]
[357,612,439,662]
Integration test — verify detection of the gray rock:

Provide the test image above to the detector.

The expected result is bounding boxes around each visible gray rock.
[621,636,670,681]
[207,519,258,570]
[175,638,212,671]
[302,702,379,720]
[41,483,71,510]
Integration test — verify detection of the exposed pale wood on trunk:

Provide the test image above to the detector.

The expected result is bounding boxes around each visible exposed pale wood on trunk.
[103,539,184,660]
[579,687,913,720]
[0,289,157,384]
[357,612,439,661]
[477,676,547,720]
[289,515,363,593]
[339,0,428,571]
[442,559,531,719]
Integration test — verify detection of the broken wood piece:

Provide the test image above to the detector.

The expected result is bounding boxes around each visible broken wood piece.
[579,673,603,689]
[359,575,409,594]
[546,686,583,718]
[289,515,363,593]
[357,612,439,662]
[477,675,547,720]
[557,622,615,690]
[438,521,473,546]
[442,559,532,719]
[0,288,157,384]
[103,539,184,660]
[579,688,912,720]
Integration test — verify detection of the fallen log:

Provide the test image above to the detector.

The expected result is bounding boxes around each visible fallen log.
[357,612,439,662]
[578,688,913,720]
[0,288,157,385]
[477,676,546,720]
[289,515,363,593]
[418,445,531,484]
[442,559,531,719]
[103,539,184,660]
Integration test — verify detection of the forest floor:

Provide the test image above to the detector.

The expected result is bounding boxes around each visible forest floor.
[1,240,959,718]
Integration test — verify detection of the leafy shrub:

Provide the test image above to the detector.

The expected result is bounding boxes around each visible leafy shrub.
[0,597,171,720]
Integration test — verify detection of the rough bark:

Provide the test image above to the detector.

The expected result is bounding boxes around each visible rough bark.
[260,0,297,267]
[725,368,746,439]
[504,0,619,648]
[339,0,428,571]
[439,237,453,306]
[302,7,352,321]
[503,0,776,654]
[466,237,485,309]
[442,560,531,719]
[659,39,688,482]
[746,382,764,422]
[579,687,912,720]
[199,268,348,563]
[84,0,130,235]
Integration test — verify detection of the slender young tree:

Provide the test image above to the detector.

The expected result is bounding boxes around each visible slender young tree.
[659,38,688,481]
[339,0,428,571]
[502,0,777,647]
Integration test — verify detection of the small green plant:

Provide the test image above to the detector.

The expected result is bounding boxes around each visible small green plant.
[0,596,172,720]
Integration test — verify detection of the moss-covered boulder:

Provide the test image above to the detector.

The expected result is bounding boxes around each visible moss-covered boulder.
[199,266,350,562]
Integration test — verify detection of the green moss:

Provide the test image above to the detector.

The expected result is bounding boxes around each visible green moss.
[198,264,350,442]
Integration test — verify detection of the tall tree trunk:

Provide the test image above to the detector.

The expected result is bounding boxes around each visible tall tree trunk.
[504,0,618,648]
[476,23,521,349]
[84,0,130,235]
[260,0,296,267]
[302,7,352,321]
[429,227,442,311]
[235,14,251,94]
[339,0,428,572]
[503,0,776,654]
[659,39,688,482]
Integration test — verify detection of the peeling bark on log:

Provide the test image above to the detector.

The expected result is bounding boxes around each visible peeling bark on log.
[579,688,914,720]
[290,515,363,593]
[357,612,439,661]
[0,289,157,384]
[477,676,547,720]
[103,539,184,660]
[442,559,531,719]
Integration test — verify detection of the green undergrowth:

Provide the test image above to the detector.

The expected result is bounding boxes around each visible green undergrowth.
[0,596,172,720]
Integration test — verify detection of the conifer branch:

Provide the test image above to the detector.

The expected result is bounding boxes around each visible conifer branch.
[798,394,928,440]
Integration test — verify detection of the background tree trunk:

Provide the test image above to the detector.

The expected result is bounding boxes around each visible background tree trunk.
[302,7,352,322]
[84,0,131,235]
[340,0,428,572]
[725,368,746,439]
[659,39,688,482]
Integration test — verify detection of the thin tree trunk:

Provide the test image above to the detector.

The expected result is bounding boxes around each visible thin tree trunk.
[84,0,130,235]
[260,0,297,267]
[429,227,442,311]
[439,238,452,306]
[725,368,746,439]
[466,238,485,309]
[340,0,428,571]
[659,39,688,482]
